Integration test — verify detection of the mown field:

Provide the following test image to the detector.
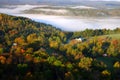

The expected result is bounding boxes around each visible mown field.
[98,33,120,39]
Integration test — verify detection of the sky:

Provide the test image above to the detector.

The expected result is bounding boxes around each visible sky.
[0,0,120,5]
[26,0,120,1]
[1,0,120,3]
[24,0,120,2]
[89,0,120,1]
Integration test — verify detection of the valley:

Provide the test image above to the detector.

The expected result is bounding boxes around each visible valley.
[0,1,120,80]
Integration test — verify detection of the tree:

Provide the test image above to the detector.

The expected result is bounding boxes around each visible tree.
[27,33,38,43]
[25,54,33,62]
[114,61,120,69]
[66,63,73,70]
[0,56,6,64]
[17,63,28,75]
[14,47,22,56]
[14,37,25,45]
[107,44,117,57]
[26,48,33,54]
[113,61,120,80]
[53,60,62,67]
[49,41,59,49]
[79,57,93,70]
[101,70,111,80]
[0,48,3,54]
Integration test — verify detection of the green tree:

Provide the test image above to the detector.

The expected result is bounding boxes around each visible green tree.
[107,44,117,57]
[0,48,3,54]
[53,60,62,67]
[47,56,56,64]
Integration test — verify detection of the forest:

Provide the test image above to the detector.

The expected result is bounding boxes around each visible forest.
[0,13,120,80]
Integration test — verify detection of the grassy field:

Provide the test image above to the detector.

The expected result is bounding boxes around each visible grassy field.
[98,33,120,39]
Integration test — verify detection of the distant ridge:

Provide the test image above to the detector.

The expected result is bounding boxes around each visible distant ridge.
[0,0,120,5]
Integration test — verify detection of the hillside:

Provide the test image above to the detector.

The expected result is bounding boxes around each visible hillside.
[23,7,120,17]
[0,13,66,52]
[0,13,120,80]
[0,0,120,9]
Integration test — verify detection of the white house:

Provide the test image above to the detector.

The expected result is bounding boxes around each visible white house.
[13,43,17,46]
[75,37,86,42]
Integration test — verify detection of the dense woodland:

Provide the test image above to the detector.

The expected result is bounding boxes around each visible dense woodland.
[0,13,120,80]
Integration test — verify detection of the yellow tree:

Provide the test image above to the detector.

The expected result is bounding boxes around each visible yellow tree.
[114,61,120,69]
[27,33,38,43]
[49,41,59,49]
[14,37,25,45]
[79,57,93,70]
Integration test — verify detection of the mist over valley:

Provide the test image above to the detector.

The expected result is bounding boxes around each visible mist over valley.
[0,4,120,31]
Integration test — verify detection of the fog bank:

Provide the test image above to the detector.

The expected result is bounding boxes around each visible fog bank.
[15,14,120,31]
[0,5,120,31]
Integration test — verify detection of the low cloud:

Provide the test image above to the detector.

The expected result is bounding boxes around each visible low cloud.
[0,5,120,32]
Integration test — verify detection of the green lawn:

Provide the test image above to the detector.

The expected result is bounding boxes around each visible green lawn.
[99,33,120,39]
